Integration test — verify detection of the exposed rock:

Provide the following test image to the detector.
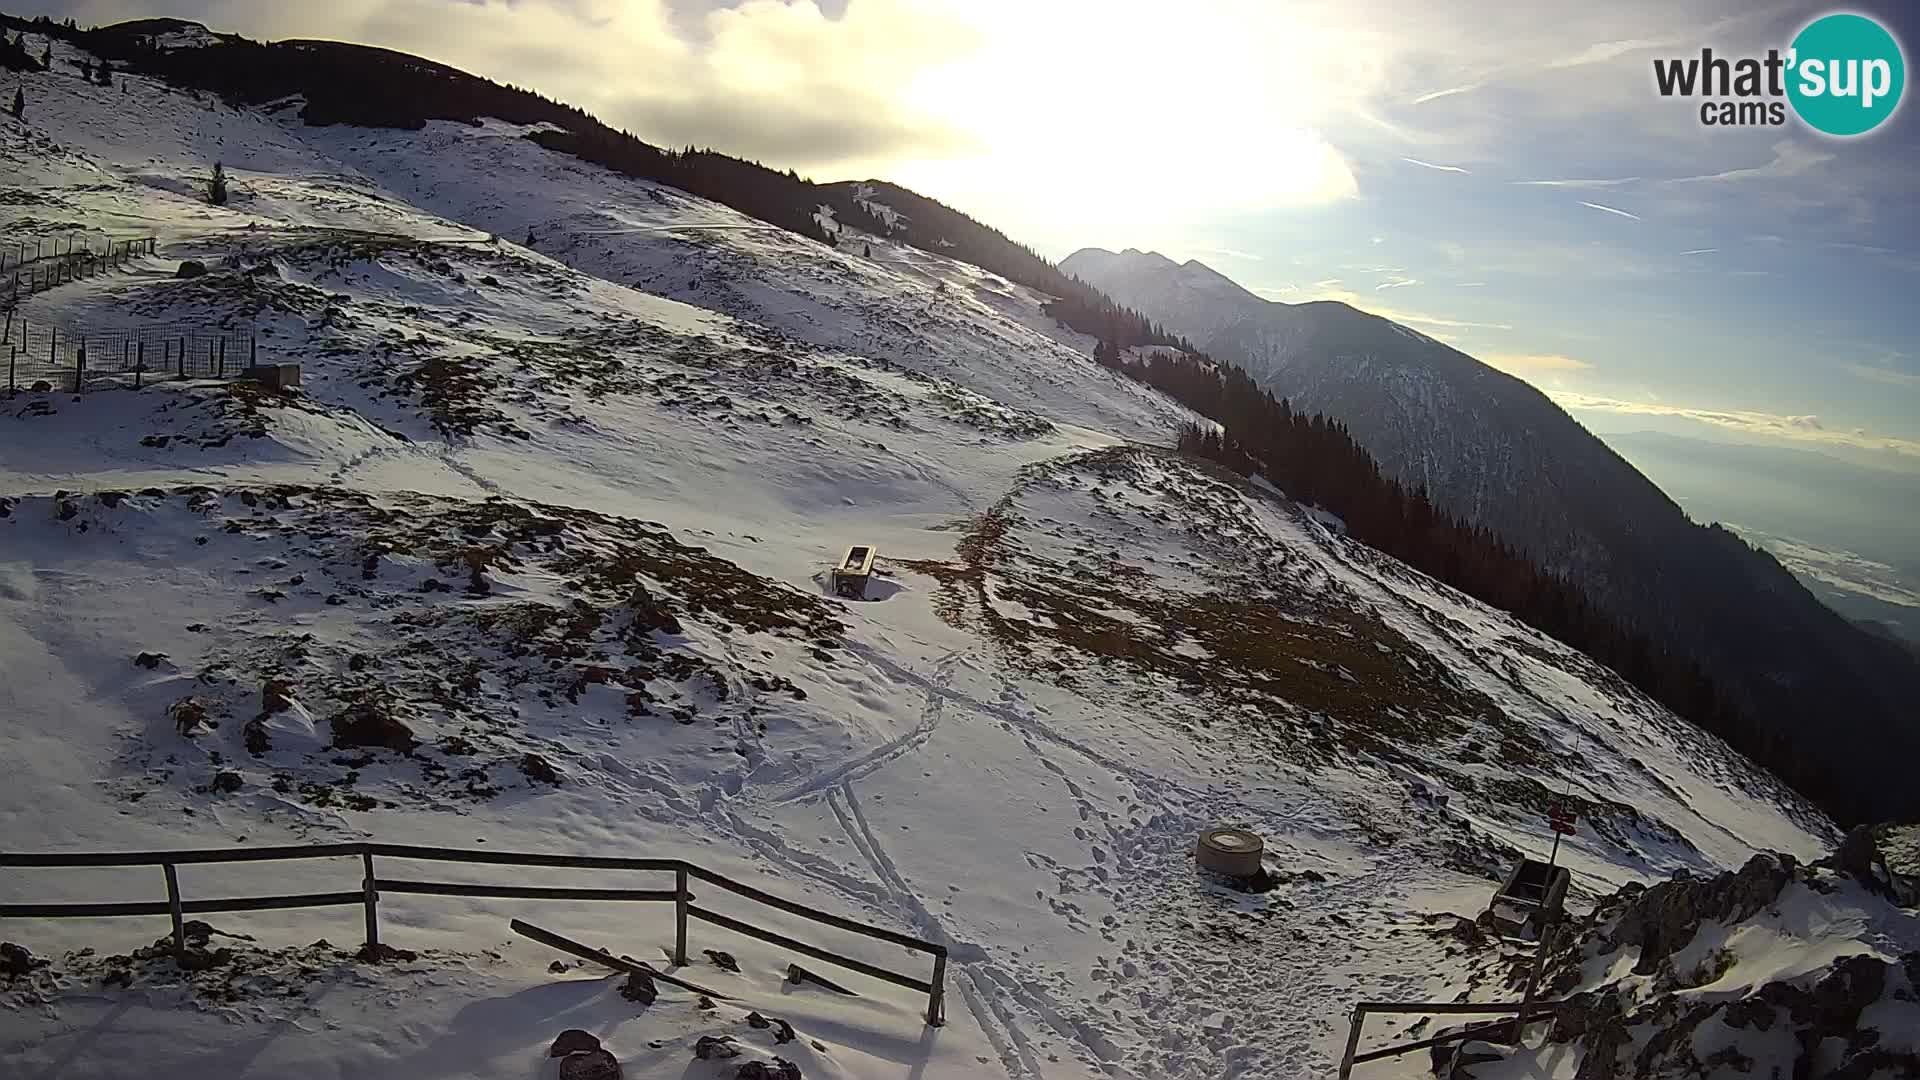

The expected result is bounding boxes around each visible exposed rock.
[735,1060,802,1080]
[261,678,294,714]
[549,1029,600,1057]
[558,1048,621,1080]
[133,651,168,670]
[520,752,562,784]
[2,941,50,977]
[330,700,417,753]
[694,1035,740,1060]
[1601,853,1797,975]
[1834,824,1882,889]
[355,942,417,964]
[704,948,740,973]
[618,970,657,1005]
[206,769,243,794]
[746,1011,770,1028]
[175,260,208,279]
[548,960,569,974]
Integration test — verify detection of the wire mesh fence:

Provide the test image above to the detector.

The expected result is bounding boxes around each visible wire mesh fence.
[2,313,257,394]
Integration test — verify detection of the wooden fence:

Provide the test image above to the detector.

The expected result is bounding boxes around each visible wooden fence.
[0,841,947,1026]
[2,236,157,308]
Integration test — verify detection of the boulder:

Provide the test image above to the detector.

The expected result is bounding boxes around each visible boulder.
[520,752,562,784]
[549,1029,599,1057]
[175,260,208,279]
[1,941,49,977]
[704,949,740,973]
[736,1061,802,1080]
[694,1035,740,1060]
[618,970,657,1006]
[330,701,417,754]
[558,1048,621,1080]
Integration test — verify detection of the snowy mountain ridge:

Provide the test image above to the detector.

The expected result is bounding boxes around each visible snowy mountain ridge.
[0,23,1912,1080]
[1060,245,1920,828]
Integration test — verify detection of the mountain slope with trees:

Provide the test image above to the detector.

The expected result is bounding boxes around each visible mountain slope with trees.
[1064,248,1920,826]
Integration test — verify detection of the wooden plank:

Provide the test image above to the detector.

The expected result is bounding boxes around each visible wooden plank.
[0,843,367,867]
[375,879,680,903]
[1,891,363,918]
[686,866,941,955]
[363,844,682,873]
[1350,1019,1519,1065]
[508,918,734,1000]
[1355,1001,1569,1015]
[686,903,931,994]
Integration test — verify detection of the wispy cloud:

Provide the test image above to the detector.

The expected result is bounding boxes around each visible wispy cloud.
[1312,278,1343,287]
[1579,200,1642,221]
[1455,281,1488,287]
[1484,353,1595,373]
[1388,312,1514,331]
[1193,247,1264,262]
[1511,178,1641,188]
[1846,363,1920,389]
[1547,36,1677,69]
[1679,248,1717,256]
[1410,84,1479,105]
[1401,157,1470,174]
[1375,277,1420,290]
[1550,392,1920,458]
[1668,140,1833,184]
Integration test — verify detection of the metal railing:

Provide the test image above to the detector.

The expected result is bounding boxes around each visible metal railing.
[0,841,948,1025]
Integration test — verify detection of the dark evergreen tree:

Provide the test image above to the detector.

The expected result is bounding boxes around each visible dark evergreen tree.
[209,161,228,206]
[524,227,536,247]
[863,243,872,258]
[10,86,22,119]
[95,61,111,86]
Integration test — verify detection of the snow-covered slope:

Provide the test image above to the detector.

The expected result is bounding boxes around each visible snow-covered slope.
[0,31,1901,1080]
[1059,246,1920,828]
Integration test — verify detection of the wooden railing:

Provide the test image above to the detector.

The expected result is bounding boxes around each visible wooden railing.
[1335,999,1571,1077]
[0,841,947,1025]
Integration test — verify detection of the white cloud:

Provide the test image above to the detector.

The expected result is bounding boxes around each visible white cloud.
[1550,392,1920,458]
[1679,248,1717,255]
[1375,277,1420,289]
[1401,157,1470,173]
[1579,200,1643,221]
[1846,363,1920,389]
[1484,352,1595,373]
[1668,140,1834,184]
[1512,177,1641,187]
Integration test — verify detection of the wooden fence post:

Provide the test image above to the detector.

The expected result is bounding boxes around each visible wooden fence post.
[1337,1006,1366,1080]
[674,868,689,966]
[135,340,144,389]
[162,863,186,958]
[927,949,947,1026]
[74,340,85,394]
[178,336,186,377]
[361,851,380,951]
[217,337,225,377]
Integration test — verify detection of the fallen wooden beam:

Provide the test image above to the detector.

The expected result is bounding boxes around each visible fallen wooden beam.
[509,918,734,1000]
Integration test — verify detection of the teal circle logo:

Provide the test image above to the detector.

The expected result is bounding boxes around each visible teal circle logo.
[1788,13,1906,136]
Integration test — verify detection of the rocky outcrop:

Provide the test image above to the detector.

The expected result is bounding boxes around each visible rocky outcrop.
[1590,854,1797,976]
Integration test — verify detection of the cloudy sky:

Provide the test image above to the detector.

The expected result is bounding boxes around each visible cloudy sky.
[16,0,1920,469]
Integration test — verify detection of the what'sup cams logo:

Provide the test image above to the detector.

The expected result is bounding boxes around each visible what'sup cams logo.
[1653,12,1906,135]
